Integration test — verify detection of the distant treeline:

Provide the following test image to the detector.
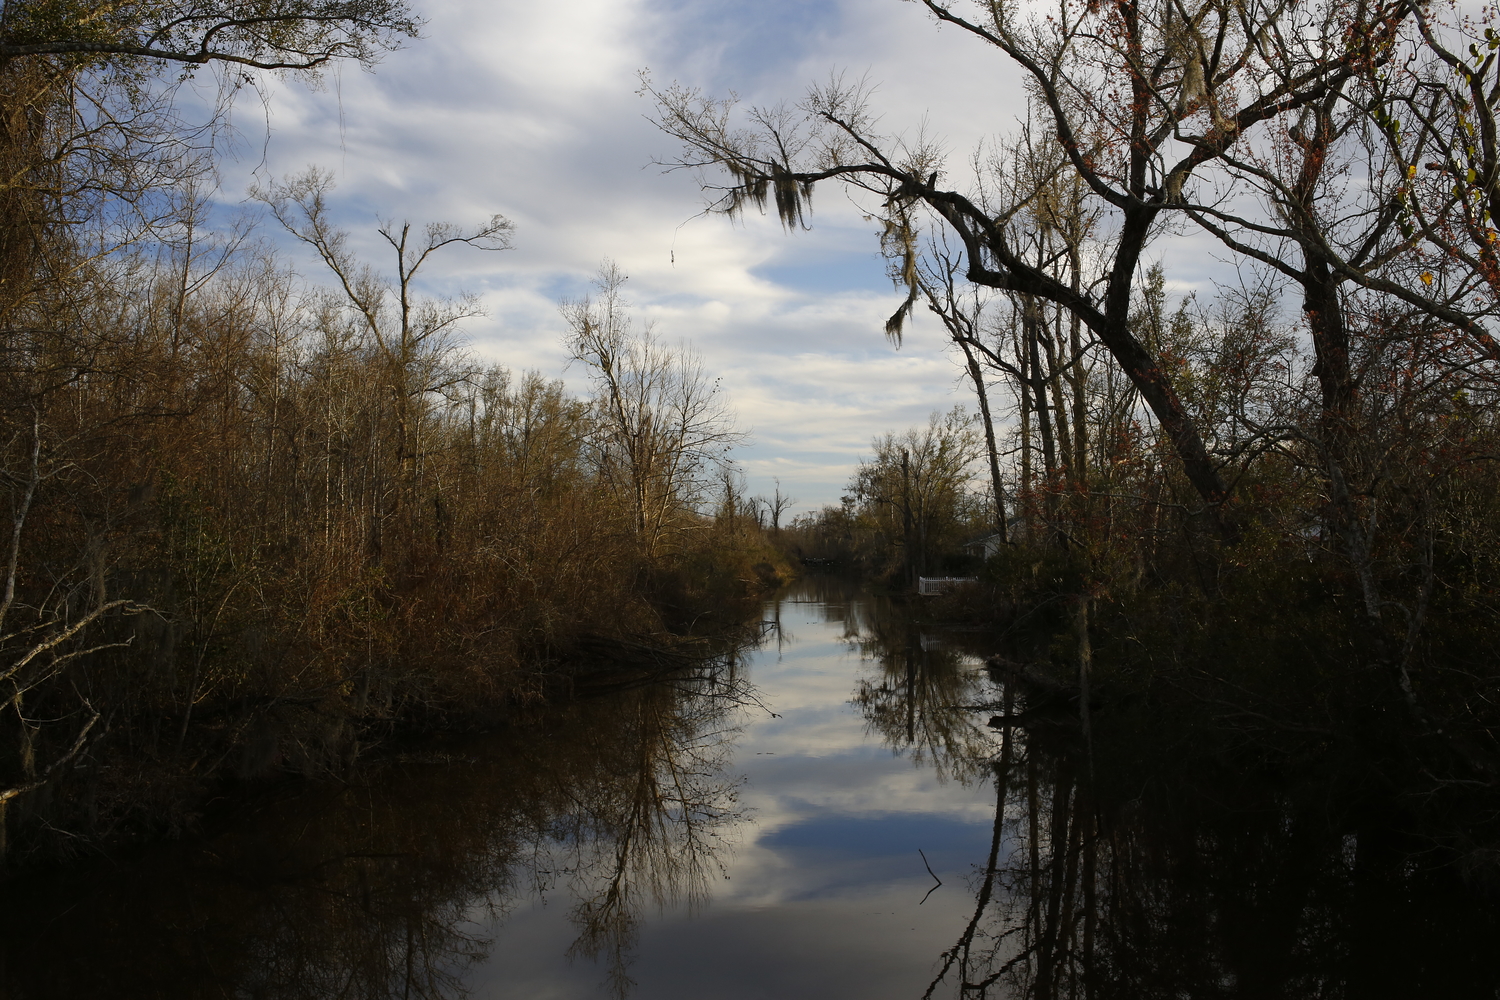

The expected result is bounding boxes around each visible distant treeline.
[782,405,991,584]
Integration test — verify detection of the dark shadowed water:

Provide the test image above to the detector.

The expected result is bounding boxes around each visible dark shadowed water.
[3,575,1498,999]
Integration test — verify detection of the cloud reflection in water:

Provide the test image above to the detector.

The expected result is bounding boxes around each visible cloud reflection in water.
[476,575,1003,998]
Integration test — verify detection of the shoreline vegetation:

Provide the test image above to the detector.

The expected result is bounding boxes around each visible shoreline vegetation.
[0,85,796,866]
[781,376,1500,879]
[776,390,1500,890]
[0,201,798,863]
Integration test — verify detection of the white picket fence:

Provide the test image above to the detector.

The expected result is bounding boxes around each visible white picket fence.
[917,576,977,596]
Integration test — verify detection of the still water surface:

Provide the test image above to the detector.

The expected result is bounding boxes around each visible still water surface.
[5,574,1499,998]
[475,575,1000,998]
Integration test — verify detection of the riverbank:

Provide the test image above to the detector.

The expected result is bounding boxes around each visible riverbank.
[899,547,1500,891]
[0,535,794,871]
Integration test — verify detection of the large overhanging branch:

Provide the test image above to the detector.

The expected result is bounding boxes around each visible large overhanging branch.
[682,141,1239,523]
[0,1,419,71]
[0,38,349,69]
[0,702,104,806]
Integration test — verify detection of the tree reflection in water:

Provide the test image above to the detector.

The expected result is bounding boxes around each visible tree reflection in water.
[0,652,751,1000]
[9,586,1498,999]
[850,600,1002,783]
[844,607,1500,1000]
[550,665,745,997]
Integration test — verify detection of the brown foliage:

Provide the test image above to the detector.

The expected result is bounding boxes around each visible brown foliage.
[0,205,763,863]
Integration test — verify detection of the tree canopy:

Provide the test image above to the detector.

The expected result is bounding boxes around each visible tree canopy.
[646,0,1500,537]
[0,0,419,70]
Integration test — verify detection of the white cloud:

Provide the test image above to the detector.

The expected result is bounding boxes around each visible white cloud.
[208,0,1038,509]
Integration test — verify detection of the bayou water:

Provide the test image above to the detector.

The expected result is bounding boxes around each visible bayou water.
[3,574,1497,998]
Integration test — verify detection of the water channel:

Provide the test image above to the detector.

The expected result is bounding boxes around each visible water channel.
[3,575,1498,998]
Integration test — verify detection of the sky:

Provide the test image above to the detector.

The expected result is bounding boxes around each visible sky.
[205,0,1032,515]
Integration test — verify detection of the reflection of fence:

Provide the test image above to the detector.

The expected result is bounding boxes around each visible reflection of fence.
[917,577,976,596]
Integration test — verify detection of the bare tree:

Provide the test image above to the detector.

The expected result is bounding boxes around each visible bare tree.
[757,478,796,535]
[563,263,741,558]
[850,408,982,584]
[253,169,512,526]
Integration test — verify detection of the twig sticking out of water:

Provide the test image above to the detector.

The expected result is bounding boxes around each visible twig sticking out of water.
[918,848,943,904]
